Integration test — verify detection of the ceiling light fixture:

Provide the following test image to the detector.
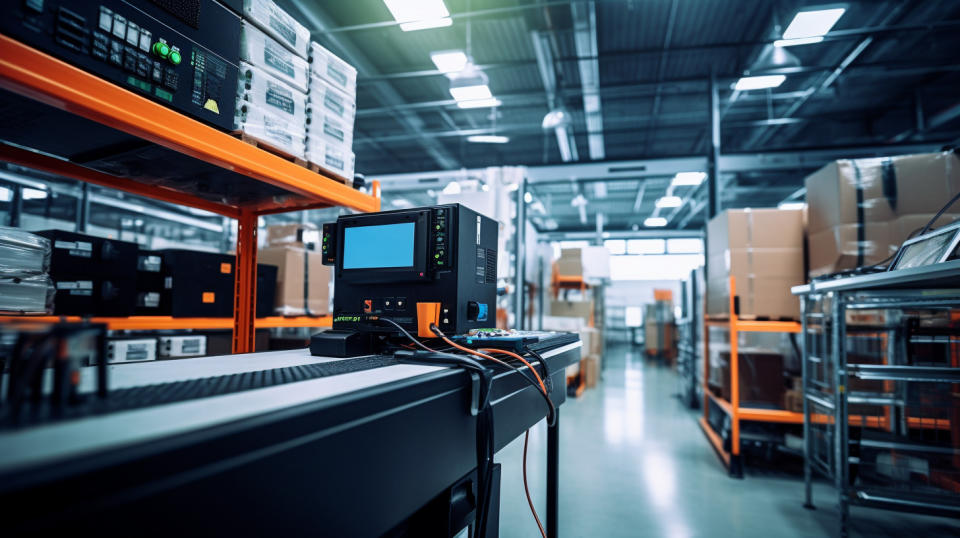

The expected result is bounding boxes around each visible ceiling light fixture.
[734,75,786,91]
[644,217,668,228]
[383,0,452,32]
[467,135,509,144]
[541,108,570,129]
[671,172,707,186]
[457,98,501,109]
[524,192,533,203]
[655,196,683,208]
[449,84,492,101]
[430,50,468,73]
[782,7,846,40]
[774,36,824,47]
[22,188,48,200]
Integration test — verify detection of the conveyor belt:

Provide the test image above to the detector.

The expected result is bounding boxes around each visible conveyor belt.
[1,355,398,430]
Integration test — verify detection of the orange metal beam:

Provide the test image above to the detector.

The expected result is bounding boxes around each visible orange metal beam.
[0,143,240,219]
[0,35,378,213]
[729,277,741,456]
[0,316,331,330]
[699,416,731,466]
[233,211,258,353]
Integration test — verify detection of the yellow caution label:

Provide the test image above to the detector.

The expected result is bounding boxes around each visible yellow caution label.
[204,99,220,114]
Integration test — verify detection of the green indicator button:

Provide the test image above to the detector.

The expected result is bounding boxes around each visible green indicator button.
[153,41,170,58]
[169,50,181,65]
[434,254,439,259]
[437,261,443,265]
[435,225,440,230]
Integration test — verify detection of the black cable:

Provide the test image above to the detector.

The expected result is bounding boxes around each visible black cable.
[918,190,960,238]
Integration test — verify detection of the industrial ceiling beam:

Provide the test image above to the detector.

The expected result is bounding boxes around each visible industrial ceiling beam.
[642,0,679,157]
[890,100,960,143]
[538,230,703,241]
[570,0,604,160]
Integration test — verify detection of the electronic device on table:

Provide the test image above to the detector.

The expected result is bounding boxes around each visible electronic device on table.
[889,219,960,271]
[311,204,498,357]
[451,329,580,353]
[0,0,241,131]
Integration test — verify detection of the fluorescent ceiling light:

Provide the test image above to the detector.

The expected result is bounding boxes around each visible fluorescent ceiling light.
[431,50,468,73]
[383,0,452,32]
[450,84,492,101]
[783,8,846,40]
[778,201,807,210]
[457,98,501,109]
[0,186,11,202]
[734,75,786,91]
[644,217,668,227]
[542,109,571,130]
[672,172,707,186]
[467,135,509,143]
[442,181,461,195]
[774,36,824,47]
[655,196,683,208]
[524,192,533,203]
[22,188,48,200]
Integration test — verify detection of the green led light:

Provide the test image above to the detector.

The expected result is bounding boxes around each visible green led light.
[435,225,440,230]
[434,254,439,258]
[169,50,182,65]
[153,41,170,58]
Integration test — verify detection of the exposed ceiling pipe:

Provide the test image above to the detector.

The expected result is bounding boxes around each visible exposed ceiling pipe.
[570,0,604,160]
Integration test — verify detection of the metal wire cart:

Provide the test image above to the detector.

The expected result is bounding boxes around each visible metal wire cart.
[794,261,960,536]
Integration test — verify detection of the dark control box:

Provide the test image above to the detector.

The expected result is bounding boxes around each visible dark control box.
[322,204,498,337]
[0,0,240,131]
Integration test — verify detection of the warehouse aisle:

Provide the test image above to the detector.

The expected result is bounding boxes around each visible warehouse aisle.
[496,344,960,538]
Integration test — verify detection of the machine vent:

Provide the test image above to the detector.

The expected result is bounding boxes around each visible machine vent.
[485,248,497,284]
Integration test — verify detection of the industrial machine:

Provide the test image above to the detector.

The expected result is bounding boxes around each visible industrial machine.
[0,0,242,131]
[312,204,499,356]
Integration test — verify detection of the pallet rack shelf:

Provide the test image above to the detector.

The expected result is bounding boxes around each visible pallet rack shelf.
[794,261,960,537]
[0,36,378,352]
[699,276,803,477]
[0,316,332,331]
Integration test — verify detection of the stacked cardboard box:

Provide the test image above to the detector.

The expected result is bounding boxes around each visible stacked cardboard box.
[0,227,53,314]
[235,0,310,158]
[259,223,331,316]
[806,151,960,277]
[706,208,804,320]
[644,299,675,360]
[555,247,611,280]
[307,41,358,182]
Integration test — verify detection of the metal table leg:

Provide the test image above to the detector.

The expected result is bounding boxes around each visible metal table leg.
[547,409,559,538]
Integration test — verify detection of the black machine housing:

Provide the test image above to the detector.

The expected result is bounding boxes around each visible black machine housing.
[0,0,241,131]
[322,204,499,340]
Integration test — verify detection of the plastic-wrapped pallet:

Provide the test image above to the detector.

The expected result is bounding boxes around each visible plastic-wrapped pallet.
[308,75,356,126]
[240,23,308,93]
[309,112,353,149]
[237,61,307,128]
[0,226,51,275]
[0,275,54,314]
[242,0,309,60]
[306,138,355,182]
[235,106,306,159]
[309,41,357,99]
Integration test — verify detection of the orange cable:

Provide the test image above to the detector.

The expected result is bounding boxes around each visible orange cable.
[523,429,548,538]
[480,348,547,393]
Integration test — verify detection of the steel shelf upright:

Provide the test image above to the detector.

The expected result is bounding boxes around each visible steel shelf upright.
[0,35,380,352]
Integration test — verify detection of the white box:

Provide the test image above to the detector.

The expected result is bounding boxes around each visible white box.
[159,335,207,358]
[306,138,355,181]
[237,61,308,128]
[242,0,310,59]
[240,23,309,93]
[308,76,356,125]
[235,107,306,159]
[309,41,357,97]
[106,339,157,363]
[308,111,353,148]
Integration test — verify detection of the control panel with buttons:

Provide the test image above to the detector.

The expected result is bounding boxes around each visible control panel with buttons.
[431,207,452,270]
[3,0,240,132]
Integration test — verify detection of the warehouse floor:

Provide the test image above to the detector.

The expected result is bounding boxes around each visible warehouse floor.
[496,344,960,538]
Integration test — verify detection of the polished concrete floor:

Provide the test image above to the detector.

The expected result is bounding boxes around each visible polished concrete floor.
[496,344,960,537]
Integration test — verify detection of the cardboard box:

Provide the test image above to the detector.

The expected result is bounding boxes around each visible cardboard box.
[309,41,358,98]
[239,22,309,92]
[550,299,593,322]
[555,247,611,279]
[242,0,310,59]
[237,61,308,127]
[37,230,138,278]
[805,151,960,275]
[258,246,329,316]
[716,351,786,408]
[160,250,236,317]
[265,223,320,248]
[784,389,803,413]
[52,277,136,316]
[583,356,599,388]
[706,209,804,319]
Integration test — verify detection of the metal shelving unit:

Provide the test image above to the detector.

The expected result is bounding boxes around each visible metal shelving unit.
[0,316,331,330]
[677,267,704,409]
[795,261,960,537]
[700,276,803,477]
[0,36,379,351]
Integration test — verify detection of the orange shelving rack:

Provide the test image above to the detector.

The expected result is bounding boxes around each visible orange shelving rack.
[0,36,379,352]
[699,277,803,477]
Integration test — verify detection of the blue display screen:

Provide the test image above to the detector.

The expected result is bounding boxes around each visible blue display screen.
[342,222,416,269]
